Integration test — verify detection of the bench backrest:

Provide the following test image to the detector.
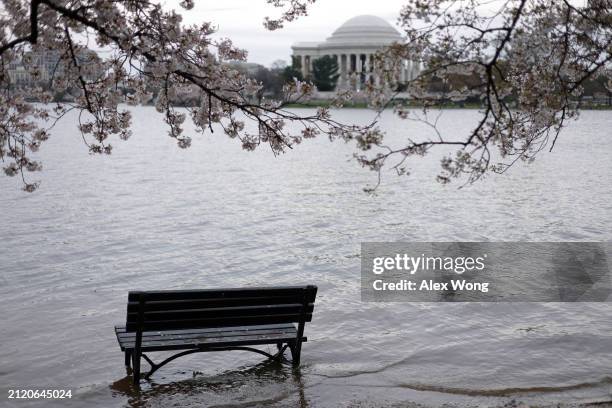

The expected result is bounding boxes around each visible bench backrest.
[125,285,317,332]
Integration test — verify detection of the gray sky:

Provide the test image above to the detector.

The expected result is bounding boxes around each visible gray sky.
[174,0,407,67]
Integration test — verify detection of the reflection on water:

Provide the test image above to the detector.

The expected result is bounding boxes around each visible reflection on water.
[110,359,309,408]
[1,108,612,407]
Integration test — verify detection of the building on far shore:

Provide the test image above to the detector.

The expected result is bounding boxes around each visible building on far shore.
[7,49,99,88]
[291,15,420,92]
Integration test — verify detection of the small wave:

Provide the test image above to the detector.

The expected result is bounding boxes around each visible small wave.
[394,376,612,397]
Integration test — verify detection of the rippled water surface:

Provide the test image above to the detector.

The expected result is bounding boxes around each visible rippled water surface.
[1,108,611,407]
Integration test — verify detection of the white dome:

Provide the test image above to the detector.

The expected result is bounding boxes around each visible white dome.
[324,15,402,46]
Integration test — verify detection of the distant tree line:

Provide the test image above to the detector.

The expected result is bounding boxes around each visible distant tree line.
[240,57,611,107]
[232,55,341,100]
[8,53,611,107]
[419,58,612,107]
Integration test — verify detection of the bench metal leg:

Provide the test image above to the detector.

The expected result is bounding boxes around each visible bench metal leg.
[289,341,302,365]
[124,351,132,368]
[132,352,141,386]
[142,350,195,379]
[275,344,289,360]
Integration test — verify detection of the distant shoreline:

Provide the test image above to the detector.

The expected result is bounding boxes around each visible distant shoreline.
[284,100,612,110]
[25,98,612,111]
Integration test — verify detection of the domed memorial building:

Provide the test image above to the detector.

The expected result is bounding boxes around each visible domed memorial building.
[291,15,420,91]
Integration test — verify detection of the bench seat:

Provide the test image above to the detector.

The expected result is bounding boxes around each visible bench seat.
[115,323,306,352]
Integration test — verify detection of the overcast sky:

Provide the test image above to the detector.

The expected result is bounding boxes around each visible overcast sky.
[172,0,407,67]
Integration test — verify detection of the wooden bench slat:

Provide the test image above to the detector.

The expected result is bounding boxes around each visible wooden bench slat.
[122,332,300,348]
[126,304,315,323]
[137,337,305,351]
[126,313,313,332]
[116,324,302,351]
[127,296,310,312]
[116,326,297,342]
[128,286,317,303]
[115,323,296,337]
[119,334,300,348]
[123,336,307,353]
[115,323,296,336]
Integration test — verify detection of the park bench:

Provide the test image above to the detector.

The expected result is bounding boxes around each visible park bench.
[114,285,317,386]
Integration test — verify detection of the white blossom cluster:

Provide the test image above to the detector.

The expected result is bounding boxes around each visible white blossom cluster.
[359,0,612,185]
[0,0,365,191]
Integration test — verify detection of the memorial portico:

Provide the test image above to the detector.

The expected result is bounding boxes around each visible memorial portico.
[291,15,420,91]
